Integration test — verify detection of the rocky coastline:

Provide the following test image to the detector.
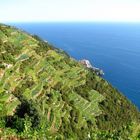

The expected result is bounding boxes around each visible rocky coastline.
[79,59,104,76]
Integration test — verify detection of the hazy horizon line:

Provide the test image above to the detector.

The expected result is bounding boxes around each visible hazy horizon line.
[4,21,140,24]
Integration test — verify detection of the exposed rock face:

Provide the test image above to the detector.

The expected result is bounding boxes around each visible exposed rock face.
[79,59,104,76]
[79,59,93,68]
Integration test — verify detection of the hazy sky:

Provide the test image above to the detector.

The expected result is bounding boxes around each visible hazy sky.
[0,0,140,22]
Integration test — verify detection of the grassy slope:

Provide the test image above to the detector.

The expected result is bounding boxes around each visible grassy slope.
[0,24,140,139]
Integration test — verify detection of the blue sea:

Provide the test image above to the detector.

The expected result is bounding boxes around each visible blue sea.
[8,22,140,109]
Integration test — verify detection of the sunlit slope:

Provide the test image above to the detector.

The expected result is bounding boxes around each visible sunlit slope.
[0,24,139,139]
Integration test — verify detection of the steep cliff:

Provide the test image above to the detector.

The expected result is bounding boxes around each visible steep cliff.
[0,24,140,139]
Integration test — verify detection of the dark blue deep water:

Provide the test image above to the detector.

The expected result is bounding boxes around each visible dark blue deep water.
[8,22,140,109]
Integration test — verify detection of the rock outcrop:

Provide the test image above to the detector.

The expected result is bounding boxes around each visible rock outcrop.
[79,59,104,76]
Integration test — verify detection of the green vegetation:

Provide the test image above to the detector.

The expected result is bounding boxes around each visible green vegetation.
[0,23,140,139]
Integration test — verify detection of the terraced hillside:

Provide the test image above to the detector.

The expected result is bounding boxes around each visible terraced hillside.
[0,24,140,139]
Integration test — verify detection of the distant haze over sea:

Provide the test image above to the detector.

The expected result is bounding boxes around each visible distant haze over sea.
[8,22,140,109]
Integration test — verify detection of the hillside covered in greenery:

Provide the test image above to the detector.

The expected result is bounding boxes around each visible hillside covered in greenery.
[0,23,140,139]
